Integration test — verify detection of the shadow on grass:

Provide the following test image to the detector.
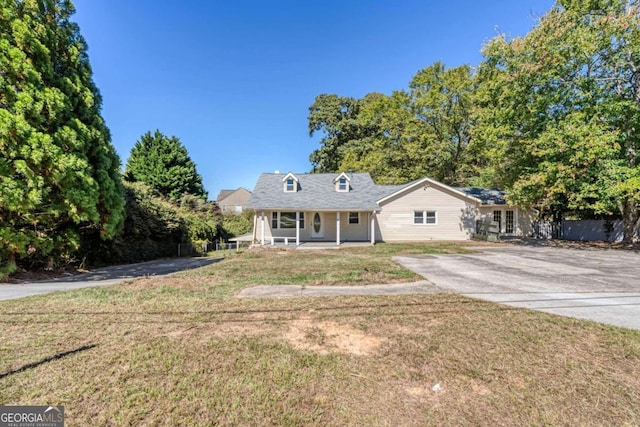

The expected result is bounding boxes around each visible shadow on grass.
[0,344,97,379]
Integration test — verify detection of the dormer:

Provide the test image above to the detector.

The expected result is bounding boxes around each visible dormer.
[282,172,299,193]
[333,172,351,192]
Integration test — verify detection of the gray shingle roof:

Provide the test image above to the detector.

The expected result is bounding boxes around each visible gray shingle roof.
[246,172,507,210]
[455,187,507,205]
[247,172,393,211]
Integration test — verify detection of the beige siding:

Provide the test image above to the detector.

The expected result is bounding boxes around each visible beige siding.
[477,206,535,237]
[219,189,251,213]
[376,186,477,241]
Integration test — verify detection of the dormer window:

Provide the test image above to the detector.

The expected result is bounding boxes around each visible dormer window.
[334,172,351,192]
[282,172,299,192]
[338,177,347,191]
[285,178,295,192]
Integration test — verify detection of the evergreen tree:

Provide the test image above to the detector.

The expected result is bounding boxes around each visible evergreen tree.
[124,130,207,201]
[0,0,124,273]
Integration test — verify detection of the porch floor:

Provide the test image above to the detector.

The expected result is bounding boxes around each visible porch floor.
[256,241,373,250]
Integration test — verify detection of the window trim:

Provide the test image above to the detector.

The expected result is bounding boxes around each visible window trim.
[282,172,299,193]
[348,212,359,225]
[333,172,351,192]
[337,177,348,192]
[284,177,296,192]
[413,210,437,225]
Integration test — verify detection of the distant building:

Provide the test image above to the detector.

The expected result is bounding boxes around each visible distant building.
[216,188,251,213]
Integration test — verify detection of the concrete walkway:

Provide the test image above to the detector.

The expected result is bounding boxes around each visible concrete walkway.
[0,257,219,301]
[236,280,438,298]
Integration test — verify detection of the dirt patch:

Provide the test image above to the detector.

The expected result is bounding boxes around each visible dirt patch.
[284,320,385,355]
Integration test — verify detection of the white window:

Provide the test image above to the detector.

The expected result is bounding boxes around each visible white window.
[338,177,348,191]
[348,212,359,224]
[282,173,299,192]
[272,212,304,229]
[285,178,295,192]
[414,210,437,225]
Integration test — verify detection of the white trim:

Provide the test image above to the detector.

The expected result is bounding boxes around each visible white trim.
[332,172,351,183]
[260,211,265,245]
[377,177,482,205]
[282,172,299,193]
[413,210,438,225]
[370,211,375,245]
[334,172,351,192]
[281,172,299,182]
[295,211,300,246]
[336,212,341,245]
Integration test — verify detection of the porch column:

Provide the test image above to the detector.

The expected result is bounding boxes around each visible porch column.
[296,211,300,246]
[260,211,265,245]
[336,212,341,245]
[370,211,375,245]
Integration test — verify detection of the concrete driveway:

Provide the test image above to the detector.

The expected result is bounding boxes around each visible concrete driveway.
[395,245,640,330]
[0,257,219,301]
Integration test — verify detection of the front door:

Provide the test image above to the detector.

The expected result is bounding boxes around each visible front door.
[311,212,324,238]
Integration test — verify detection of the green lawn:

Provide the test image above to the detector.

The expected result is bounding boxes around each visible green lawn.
[1,243,639,426]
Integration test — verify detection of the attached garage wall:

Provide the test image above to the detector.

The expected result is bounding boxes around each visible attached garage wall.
[376,185,477,241]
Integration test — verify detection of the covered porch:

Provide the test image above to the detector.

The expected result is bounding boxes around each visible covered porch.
[254,210,378,246]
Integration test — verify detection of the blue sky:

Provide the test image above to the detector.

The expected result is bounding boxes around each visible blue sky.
[72,0,555,199]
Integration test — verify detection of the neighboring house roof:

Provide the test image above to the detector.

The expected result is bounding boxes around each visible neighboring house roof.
[456,188,507,205]
[246,173,383,211]
[217,188,251,204]
[216,190,235,202]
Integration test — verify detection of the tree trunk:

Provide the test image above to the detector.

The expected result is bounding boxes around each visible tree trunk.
[621,199,640,244]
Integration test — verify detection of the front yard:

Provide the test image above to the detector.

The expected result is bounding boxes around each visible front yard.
[1,243,639,425]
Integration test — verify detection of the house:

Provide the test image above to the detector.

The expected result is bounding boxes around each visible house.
[246,172,532,245]
[216,188,251,214]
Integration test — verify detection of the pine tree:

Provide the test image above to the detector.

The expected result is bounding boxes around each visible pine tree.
[124,130,208,201]
[0,0,124,272]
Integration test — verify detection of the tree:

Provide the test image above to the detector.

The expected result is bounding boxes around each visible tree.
[124,130,207,201]
[0,0,124,274]
[409,62,480,185]
[308,94,379,173]
[338,91,430,184]
[478,0,640,242]
[307,64,481,186]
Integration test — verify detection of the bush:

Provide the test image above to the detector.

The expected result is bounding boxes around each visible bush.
[81,183,221,266]
[221,210,254,239]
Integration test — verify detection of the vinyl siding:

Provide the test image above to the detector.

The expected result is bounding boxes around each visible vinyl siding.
[477,207,535,237]
[219,189,251,213]
[376,185,477,241]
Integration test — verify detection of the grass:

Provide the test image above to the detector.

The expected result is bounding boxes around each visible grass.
[1,242,639,426]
